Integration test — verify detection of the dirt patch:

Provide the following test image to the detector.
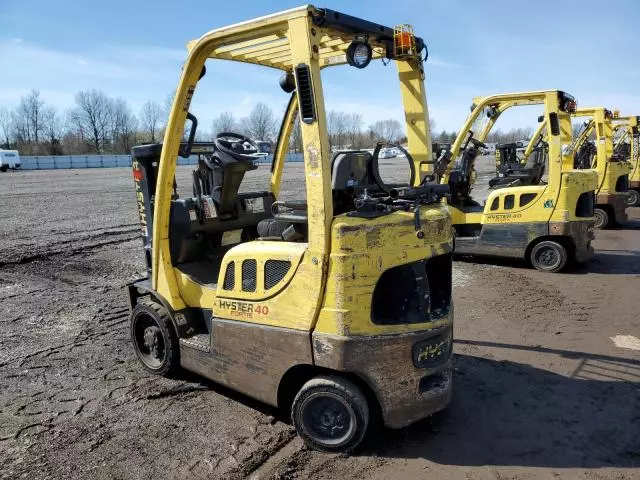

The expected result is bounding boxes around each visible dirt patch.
[1,165,639,479]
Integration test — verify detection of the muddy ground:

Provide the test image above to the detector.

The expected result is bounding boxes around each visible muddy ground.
[0,158,639,479]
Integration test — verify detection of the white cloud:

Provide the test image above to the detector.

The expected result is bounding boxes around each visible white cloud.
[0,40,184,113]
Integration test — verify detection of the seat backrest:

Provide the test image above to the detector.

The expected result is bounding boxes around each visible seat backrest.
[330,151,377,216]
[331,151,376,191]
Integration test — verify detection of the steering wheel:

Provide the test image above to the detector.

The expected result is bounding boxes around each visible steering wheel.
[370,142,417,194]
[215,132,261,162]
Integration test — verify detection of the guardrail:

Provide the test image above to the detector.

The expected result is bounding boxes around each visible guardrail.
[18,153,305,170]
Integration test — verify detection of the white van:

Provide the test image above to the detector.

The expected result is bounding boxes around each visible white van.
[0,150,21,171]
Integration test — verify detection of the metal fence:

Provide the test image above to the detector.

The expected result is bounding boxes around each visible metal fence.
[19,153,305,170]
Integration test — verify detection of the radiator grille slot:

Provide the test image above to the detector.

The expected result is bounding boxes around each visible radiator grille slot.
[264,260,291,289]
[223,261,235,290]
[242,259,257,292]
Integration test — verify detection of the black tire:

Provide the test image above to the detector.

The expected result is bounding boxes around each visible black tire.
[292,375,369,453]
[0,166,7,172]
[594,208,609,229]
[627,189,640,207]
[529,240,568,273]
[130,297,180,377]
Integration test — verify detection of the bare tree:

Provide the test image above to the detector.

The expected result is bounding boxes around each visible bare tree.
[0,107,12,148]
[41,106,66,154]
[72,90,113,153]
[211,112,237,137]
[326,111,348,149]
[241,103,276,140]
[23,89,45,146]
[369,119,403,143]
[140,100,163,143]
[344,112,363,148]
[112,98,138,153]
[290,117,302,153]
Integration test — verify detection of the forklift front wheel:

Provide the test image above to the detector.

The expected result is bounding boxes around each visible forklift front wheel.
[626,190,639,207]
[292,376,369,453]
[529,240,568,273]
[593,208,609,229]
[130,298,180,377]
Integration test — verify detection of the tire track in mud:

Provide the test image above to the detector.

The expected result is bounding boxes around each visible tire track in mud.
[0,225,141,266]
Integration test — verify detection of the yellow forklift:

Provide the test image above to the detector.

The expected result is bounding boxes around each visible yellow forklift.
[524,108,632,225]
[532,107,630,228]
[612,115,639,206]
[434,91,597,272]
[126,6,454,452]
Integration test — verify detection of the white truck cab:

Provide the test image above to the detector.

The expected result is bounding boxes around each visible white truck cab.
[0,150,21,171]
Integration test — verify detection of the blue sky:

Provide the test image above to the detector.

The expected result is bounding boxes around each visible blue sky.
[1,0,638,134]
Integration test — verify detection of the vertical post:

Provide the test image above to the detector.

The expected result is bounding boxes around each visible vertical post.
[397,57,433,184]
[287,14,332,257]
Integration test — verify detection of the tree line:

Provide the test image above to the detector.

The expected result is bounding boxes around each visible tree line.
[211,109,409,153]
[0,88,537,155]
[432,126,535,145]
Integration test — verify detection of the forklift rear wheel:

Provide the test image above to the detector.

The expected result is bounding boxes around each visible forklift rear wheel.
[529,240,568,272]
[627,190,639,207]
[593,208,609,229]
[292,376,369,453]
[130,298,180,377]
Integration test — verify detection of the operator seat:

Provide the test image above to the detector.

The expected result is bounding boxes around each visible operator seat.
[489,146,546,189]
[257,150,378,240]
[331,150,377,215]
[448,147,484,212]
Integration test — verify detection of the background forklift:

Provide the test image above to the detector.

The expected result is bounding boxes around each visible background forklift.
[558,108,629,228]
[612,115,640,206]
[525,108,630,227]
[434,91,597,272]
[126,6,454,453]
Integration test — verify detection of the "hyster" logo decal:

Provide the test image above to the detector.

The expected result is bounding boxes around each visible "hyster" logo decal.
[217,300,269,319]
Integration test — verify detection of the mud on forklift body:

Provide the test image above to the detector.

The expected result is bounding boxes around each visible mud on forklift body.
[435,90,597,272]
[570,108,630,228]
[126,6,453,453]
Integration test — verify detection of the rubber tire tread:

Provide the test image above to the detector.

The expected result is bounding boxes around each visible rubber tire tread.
[291,375,369,453]
[529,240,568,273]
[130,297,180,377]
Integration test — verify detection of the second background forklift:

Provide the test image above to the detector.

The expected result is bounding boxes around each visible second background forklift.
[434,90,597,272]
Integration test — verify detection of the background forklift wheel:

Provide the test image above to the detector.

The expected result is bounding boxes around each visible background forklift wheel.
[130,298,180,377]
[627,190,639,207]
[530,240,568,272]
[292,376,369,453]
[593,208,609,229]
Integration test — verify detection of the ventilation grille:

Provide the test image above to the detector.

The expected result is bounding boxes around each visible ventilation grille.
[223,261,235,290]
[549,113,560,136]
[519,193,537,207]
[242,259,257,292]
[264,260,291,289]
[295,64,316,124]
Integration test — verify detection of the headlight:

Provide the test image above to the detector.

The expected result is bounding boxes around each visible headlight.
[346,41,372,69]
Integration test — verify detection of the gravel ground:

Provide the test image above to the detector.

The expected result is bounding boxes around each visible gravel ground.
[0,158,639,479]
